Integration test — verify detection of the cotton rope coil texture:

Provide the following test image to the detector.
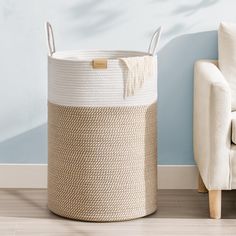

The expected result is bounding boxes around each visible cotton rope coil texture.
[48,102,157,222]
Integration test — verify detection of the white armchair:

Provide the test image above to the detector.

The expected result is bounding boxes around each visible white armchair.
[194,60,234,219]
[194,21,236,219]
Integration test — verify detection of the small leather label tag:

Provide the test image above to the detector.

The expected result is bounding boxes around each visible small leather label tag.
[92,59,107,69]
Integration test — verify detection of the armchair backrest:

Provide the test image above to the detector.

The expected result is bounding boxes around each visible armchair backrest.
[218,22,236,110]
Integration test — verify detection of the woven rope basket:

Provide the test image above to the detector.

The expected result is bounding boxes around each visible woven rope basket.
[46,22,161,222]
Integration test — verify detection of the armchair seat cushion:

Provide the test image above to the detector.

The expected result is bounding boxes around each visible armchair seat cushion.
[232,112,236,144]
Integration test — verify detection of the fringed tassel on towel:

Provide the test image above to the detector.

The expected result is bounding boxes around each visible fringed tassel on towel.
[120,56,155,97]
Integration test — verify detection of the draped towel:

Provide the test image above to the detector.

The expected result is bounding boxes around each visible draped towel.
[120,56,155,97]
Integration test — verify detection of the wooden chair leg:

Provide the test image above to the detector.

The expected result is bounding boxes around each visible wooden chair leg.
[209,190,222,219]
[198,173,208,193]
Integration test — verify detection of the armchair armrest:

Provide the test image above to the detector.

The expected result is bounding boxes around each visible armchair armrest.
[194,60,231,190]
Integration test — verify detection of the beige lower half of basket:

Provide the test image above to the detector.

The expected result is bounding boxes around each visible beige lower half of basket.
[48,102,157,222]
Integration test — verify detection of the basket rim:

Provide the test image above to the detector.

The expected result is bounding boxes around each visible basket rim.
[49,50,152,62]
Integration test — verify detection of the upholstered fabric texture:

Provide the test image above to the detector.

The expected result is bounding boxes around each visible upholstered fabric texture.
[218,22,236,110]
[194,60,232,190]
[231,112,236,144]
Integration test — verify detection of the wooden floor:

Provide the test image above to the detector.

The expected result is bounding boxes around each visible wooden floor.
[1,189,236,235]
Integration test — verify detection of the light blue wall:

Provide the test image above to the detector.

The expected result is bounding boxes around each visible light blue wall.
[0,0,235,164]
[158,31,218,164]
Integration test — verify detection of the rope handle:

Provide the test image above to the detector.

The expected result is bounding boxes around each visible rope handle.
[148,26,162,56]
[45,22,56,56]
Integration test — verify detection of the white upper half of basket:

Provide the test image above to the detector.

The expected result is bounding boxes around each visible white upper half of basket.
[45,22,162,107]
[48,51,157,107]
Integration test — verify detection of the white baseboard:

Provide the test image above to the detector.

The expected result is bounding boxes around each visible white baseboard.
[0,164,198,189]
[158,165,198,189]
[0,164,48,189]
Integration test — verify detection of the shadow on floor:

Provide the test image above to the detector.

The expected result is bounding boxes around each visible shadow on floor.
[0,189,56,219]
[0,189,236,220]
[148,190,236,219]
